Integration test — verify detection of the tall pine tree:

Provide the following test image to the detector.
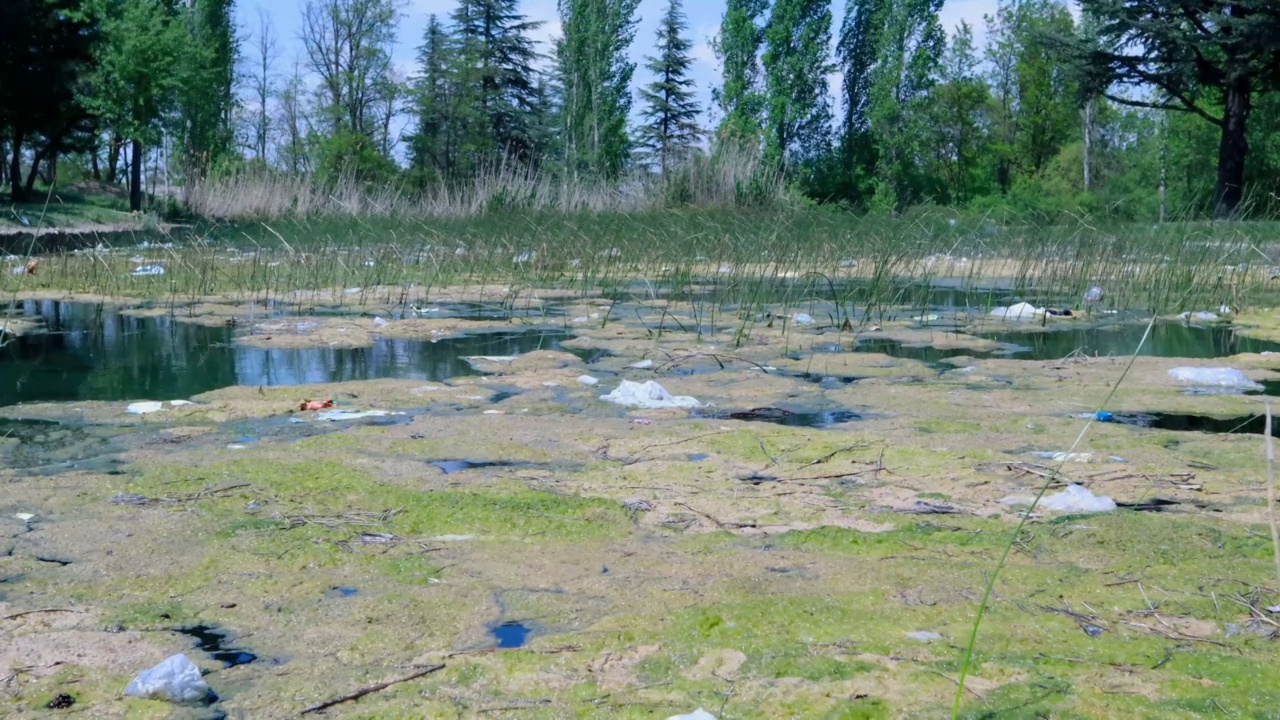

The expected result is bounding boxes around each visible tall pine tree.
[637,0,701,174]
[712,0,767,144]
[761,0,833,170]
[556,0,641,178]
[451,0,543,164]
[408,15,455,184]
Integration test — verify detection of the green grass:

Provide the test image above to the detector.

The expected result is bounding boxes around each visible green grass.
[4,208,1279,327]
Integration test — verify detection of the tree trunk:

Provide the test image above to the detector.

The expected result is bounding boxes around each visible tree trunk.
[1215,80,1250,219]
[130,139,143,212]
[91,144,101,181]
[24,149,45,194]
[1159,116,1168,223]
[9,129,25,203]
[107,134,122,183]
[1082,100,1093,192]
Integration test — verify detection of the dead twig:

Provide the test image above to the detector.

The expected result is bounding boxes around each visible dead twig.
[806,442,872,466]
[673,502,757,529]
[1,608,84,621]
[300,663,445,715]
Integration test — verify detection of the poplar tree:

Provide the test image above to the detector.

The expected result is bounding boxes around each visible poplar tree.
[761,0,833,168]
[556,0,641,178]
[712,0,768,143]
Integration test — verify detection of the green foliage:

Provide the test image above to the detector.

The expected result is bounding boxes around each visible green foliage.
[761,0,834,172]
[713,0,768,144]
[451,0,545,164]
[408,15,456,185]
[926,21,991,204]
[300,0,400,176]
[0,0,100,201]
[636,0,702,174]
[866,0,945,209]
[1072,0,1280,217]
[556,0,641,179]
[178,0,238,176]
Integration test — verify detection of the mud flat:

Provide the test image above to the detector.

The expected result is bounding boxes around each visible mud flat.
[2,296,1279,718]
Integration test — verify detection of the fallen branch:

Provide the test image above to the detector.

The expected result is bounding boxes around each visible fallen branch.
[806,443,872,466]
[674,502,757,529]
[300,663,445,715]
[1,608,84,621]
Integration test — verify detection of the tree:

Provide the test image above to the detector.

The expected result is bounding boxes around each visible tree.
[927,21,990,203]
[1072,0,1280,217]
[245,8,278,163]
[865,0,944,208]
[89,0,185,211]
[985,0,1077,195]
[0,0,100,202]
[713,0,768,143]
[451,0,544,164]
[408,15,455,183]
[179,0,239,176]
[637,0,702,174]
[300,0,400,178]
[276,58,310,173]
[838,0,883,142]
[761,0,834,169]
[556,0,641,178]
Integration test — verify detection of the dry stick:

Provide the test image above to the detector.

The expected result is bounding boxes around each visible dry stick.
[951,314,1156,720]
[1,608,84,621]
[300,663,445,715]
[1266,403,1280,588]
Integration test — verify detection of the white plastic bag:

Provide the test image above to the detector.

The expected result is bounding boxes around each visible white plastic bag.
[666,710,717,720]
[124,654,210,703]
[126,401,164,414]
[314,409,398,421]
[600,380,702,409]
[1039,484,1116,513]
[989,302,1044,320]
[1167,367,1262,391]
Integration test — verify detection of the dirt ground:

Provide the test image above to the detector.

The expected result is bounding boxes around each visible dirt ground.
[2,295,1280,719]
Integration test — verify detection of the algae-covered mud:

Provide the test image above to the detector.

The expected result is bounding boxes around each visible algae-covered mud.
[4,237,1280,718]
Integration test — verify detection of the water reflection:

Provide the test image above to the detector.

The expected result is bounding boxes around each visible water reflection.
[1,301,568,406]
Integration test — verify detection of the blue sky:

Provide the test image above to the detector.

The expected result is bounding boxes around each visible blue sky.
[243,0,1006,129]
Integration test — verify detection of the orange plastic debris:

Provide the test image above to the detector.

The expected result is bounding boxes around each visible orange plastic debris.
[299,399,335,411]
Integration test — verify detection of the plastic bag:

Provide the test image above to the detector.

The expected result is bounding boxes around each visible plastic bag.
[1039,484,1116,513]
[314,409,398,421]
[989,302,1043,320]
[666,710,717,720]
[126,401,164,414]
[1167,367,1262,391]
[600,380,702,409]
[124,654,210,704]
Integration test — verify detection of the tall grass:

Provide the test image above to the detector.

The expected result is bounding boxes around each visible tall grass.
[184,145,790,221]
[6,207,1277,343]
